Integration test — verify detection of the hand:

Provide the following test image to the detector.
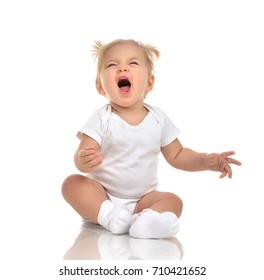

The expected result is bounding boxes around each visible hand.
[78,146,103,171]
[205,151,241,179]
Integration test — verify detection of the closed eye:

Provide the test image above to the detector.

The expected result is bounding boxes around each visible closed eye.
[107,63,117,68]
[130,61,139,65]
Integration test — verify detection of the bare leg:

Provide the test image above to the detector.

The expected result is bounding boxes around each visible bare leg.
[61,174,108,223]
[134,191,183,218]
[62,174,133,234]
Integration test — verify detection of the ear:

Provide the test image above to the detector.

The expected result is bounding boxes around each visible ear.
[145,74,155,94]
[96,79,106,96]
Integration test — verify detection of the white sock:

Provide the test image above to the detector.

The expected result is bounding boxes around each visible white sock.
[97,200,132,234]
[129,209,180,239]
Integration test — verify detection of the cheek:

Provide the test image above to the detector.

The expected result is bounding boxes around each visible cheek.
[138,74,150,89]
[101,72,115,88]
[138,70,147,79]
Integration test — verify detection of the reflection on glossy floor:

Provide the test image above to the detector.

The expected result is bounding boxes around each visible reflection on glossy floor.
[63,221,183,260]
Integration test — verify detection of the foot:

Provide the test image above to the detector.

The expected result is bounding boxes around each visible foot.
[109,204,133,234]
[98,200,133,234]
[129,209,180,239]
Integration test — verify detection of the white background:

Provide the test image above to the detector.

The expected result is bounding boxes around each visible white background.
[1,0,263,279]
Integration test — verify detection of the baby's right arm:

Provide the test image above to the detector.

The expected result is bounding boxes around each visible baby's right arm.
[74,134,103,173]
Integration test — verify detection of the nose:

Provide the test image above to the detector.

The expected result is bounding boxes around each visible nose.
[117,65,128,73]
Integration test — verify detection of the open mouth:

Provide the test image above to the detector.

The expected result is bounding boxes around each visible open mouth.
[117,77,131,91]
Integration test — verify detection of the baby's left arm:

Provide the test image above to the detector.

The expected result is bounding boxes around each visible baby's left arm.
[161,138,241,179]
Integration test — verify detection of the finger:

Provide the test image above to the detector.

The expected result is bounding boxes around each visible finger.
[81,157,102,167]
[81,153,101,164]
[86,155,103,167]
[81,154,95,164]
[225,165,232,178]
[219,164,232,179]
[219,169,227,179]
[79,148,96,157]
[84,146,96,151]
[227,158,242,166]
[221,151,235,158]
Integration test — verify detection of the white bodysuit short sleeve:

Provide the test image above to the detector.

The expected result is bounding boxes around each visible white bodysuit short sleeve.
[76,104,180,199]
[77,105,110,145]
[144,104,180,147]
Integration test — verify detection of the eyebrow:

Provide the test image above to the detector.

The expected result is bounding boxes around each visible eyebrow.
[128,56,141,61]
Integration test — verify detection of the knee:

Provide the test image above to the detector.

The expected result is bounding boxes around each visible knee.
[176,196,183,217]
[165,192,183,217]
[61,174,82,199]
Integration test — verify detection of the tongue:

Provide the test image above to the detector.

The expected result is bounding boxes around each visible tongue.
[120,86,130,92]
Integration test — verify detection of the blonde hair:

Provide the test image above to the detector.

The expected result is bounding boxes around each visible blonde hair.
[92,39,160,81]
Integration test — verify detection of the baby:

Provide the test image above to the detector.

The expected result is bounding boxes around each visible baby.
[62,39,241,239]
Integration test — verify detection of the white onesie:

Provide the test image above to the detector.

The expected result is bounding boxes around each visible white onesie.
[77,103,180,200]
